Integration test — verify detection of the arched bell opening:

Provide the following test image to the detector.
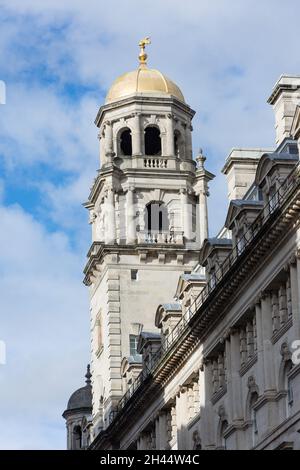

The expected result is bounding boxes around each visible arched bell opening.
[145,126,162,156]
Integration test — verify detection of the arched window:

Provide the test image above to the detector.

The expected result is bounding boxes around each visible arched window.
[73,425,82,449]
[120,128,132,156]
[217,406,228,450]
[250,391,259,443]
[245,376,260,447]
[145,126,161,156]
[220,420,228,450]
[145,202,169,233]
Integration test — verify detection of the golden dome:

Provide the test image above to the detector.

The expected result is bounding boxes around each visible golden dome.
[105,65,185,104]
[105,37,185,104]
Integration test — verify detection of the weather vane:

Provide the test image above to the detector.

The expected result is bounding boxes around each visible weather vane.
[139,37,151,66]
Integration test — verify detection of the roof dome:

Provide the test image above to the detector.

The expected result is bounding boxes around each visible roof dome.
[105,66,185,104]
[67,385,92,411]
[105,37,185,104]
[63,365,92,416]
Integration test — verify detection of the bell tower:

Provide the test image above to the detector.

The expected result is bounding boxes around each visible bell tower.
[83,39,214,435]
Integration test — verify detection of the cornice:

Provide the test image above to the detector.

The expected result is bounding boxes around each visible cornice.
[95,95,195,128]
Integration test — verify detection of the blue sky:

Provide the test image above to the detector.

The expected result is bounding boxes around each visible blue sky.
[0,0,300,449]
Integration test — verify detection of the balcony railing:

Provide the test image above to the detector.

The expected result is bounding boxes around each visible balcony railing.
[109,161,300,424]
[137,230,184,245]
[144,157,168,168]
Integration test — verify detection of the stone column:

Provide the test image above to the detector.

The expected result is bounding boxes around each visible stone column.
[104,121,114,164]
[67,423,71,450]
[126,187,136,244]
[200,361,215,449]
[166,114,175,156]
[261,292,276,391]
[99,130,105,165]
[155,411,168,450]
[137,433,147,450]
[229,330,243,422]
[180,189,192,241]
[176,387,189,450]
[132,113,142,156]
[105,188,116,244]
[185,122,193,159]
[255,297,265,393]
[198,189,209,247]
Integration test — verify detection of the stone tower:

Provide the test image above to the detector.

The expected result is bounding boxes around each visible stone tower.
[83,39,214,437]
[63,366,93,450]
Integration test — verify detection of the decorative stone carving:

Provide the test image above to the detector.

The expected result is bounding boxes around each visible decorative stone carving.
[280,341,292,362]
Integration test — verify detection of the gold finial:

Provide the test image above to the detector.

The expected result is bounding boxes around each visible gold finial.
[139,37,151,66]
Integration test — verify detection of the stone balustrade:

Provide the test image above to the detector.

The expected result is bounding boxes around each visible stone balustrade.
[137,230,184,245]
[143,157,168,169]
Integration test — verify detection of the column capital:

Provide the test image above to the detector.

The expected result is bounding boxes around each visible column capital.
[254,296,261,306]
[259,290,270,301]
[195,187,209,197]
[228,326,240,338]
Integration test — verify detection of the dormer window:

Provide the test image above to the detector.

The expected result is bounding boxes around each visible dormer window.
[236,230,245,255]
[209,269,217,290]
[129,335,139,356]
[269,185,279,213]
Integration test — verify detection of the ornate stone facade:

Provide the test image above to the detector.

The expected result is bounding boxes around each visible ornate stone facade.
[64,42,300,450]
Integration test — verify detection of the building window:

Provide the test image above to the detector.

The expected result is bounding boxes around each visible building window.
[209,269,217,290]
[131,269,138,281]
[220,420,228,450]
[236,230,245,255]
[288,378,294,409]
[120,128,132,156]
[73,425,82,450]
[145,202,169,233]
[129,335,139,356]
[145,126,161,155]
[250,392,259,444]
[284,362,293,415]
[269,185,279,213]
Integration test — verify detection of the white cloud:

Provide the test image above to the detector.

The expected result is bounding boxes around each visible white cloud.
[0,202,89,449]
[0,84,99,172]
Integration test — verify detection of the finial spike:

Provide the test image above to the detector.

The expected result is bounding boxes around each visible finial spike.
[85,364,91,385]
[139,37,151,66]
[196,148,207,169]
